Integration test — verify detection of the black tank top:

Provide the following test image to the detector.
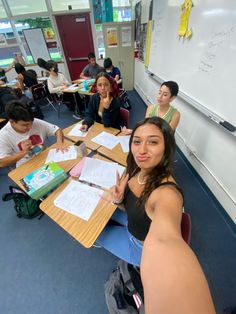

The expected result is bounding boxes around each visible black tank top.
[123,182,184,241]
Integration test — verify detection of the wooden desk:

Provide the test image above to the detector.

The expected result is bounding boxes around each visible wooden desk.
[63,122,120,151]
[97,135,128,166]
[8,139,91,191]
[40,177,116,248]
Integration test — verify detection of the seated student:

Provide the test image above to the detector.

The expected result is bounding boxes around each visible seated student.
[46,60,70,94]
[80,52,104,79]
[0,64,14,85]
[14,63,38,99]
[146,81,180,130]
[141,219,216,314]
[0,101,67,168]
[103,57,121,84]
[122,81,180,135]
[96,117,184,266]
[80,72,121,131]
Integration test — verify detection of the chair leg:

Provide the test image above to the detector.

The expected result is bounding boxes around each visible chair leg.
[46,98,57,112]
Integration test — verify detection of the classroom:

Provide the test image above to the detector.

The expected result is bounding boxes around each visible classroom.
[0,1,235,313]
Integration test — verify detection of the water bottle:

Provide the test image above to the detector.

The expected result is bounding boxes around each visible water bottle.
[83,80,89,91]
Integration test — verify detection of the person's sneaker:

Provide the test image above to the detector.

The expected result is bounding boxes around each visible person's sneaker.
[72,113,82,120]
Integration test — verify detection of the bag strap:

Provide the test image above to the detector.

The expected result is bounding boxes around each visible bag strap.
[2,185,27,202]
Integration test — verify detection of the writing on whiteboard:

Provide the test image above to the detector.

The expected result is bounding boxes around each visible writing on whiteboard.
[199,26,234,73]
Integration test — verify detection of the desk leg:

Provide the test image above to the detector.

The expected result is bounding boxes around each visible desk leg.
[73,93,82,119]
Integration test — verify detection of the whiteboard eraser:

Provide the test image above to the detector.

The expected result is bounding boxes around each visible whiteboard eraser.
[219,121,236,132]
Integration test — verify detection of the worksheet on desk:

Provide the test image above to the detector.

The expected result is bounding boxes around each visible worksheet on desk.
[68,122,88,137]
[54,180,101,220]
[45,145,77,163]
[79,157,124,189]
[118,136,130,153]
[65,83,78,91]
[91,131,119,150]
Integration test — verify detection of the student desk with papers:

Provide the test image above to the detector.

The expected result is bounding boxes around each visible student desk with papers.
[63,122,120,151]
[8,139,91,191]
[39,155,121,248]
[97,134,129,167]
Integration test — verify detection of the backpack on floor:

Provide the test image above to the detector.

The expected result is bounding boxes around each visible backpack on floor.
[119,89,132,111]
[2,185,42,219]
[105,260,144,314]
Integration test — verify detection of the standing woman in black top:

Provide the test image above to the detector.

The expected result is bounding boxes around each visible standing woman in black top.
[97,117,183,266]
[15,63,38,99]
[80,72,121,131]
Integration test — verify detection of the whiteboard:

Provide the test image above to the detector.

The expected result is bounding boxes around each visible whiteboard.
[23,28,50,63]
[148,0,236,127]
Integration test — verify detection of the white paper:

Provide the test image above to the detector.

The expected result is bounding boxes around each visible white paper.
[91,131,119,150]
[68,122,88,137]
[45,146,77,163]
[118,136,130,153]
[79,157,120,189]
[65,83,78,91]
[121,26,132,47]
[54,180,101,221]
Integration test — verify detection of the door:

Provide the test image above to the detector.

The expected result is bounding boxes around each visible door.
[103,22,134,90]
[55,13,94,80]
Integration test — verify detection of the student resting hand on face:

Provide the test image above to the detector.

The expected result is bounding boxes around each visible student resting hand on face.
[80,72,121,132]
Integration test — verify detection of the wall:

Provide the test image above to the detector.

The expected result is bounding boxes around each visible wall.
[134,58,236,223]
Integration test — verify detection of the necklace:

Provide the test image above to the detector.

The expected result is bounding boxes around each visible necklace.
[158,105,171,119]
[137,172,146,185]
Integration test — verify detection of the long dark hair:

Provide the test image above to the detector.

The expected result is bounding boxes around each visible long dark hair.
[94,72,120,97]
[126,117,176,207]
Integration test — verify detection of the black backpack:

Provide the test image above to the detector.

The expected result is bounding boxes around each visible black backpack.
[119,89,132,111]
[105,260,144,314]
[2,185,42,219]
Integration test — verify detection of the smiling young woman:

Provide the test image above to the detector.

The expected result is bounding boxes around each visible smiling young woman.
[97,116,182,266]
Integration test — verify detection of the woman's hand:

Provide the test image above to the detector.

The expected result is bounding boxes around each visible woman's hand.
[101,91,112,109]
[102,172,129,204]
[80,124,88,132]
[55,142,68,152]
[121,126,132,135]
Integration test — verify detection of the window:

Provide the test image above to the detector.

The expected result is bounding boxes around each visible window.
[0,22,19,67]
[16,17,62,63]
[112,0,131,7]
[7,0,47,15]
[50,0,90,11]
[0,1,7,18]
[113,8,131,22]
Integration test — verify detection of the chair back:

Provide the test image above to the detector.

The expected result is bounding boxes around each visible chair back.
[31,84,46,102]
[120,107,130,128]
[181,212,191,244]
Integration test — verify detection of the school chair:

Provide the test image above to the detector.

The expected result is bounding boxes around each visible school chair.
[181,212,192,244]
[31,83,57,112]
[120,107,130,128]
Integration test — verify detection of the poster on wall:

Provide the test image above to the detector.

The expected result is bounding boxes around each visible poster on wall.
[121,26,131,47]
[106,28,118,47]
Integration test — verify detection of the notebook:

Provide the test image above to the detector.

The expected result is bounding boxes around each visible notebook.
[21,162,68,200]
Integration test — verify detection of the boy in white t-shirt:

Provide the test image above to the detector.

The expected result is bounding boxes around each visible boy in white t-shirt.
[0,101,67,168]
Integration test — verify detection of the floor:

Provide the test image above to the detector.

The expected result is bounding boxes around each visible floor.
[0,91,235,314]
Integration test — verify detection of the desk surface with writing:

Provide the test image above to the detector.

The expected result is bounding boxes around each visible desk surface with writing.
[63,122,120,151]
[8,139,91,191]
[39,176,116,248]
[97,135,128,167]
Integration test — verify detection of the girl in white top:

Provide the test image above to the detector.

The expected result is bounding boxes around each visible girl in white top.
[47,61,70,94]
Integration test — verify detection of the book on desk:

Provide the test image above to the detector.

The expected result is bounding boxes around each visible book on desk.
[21,161,68,200]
